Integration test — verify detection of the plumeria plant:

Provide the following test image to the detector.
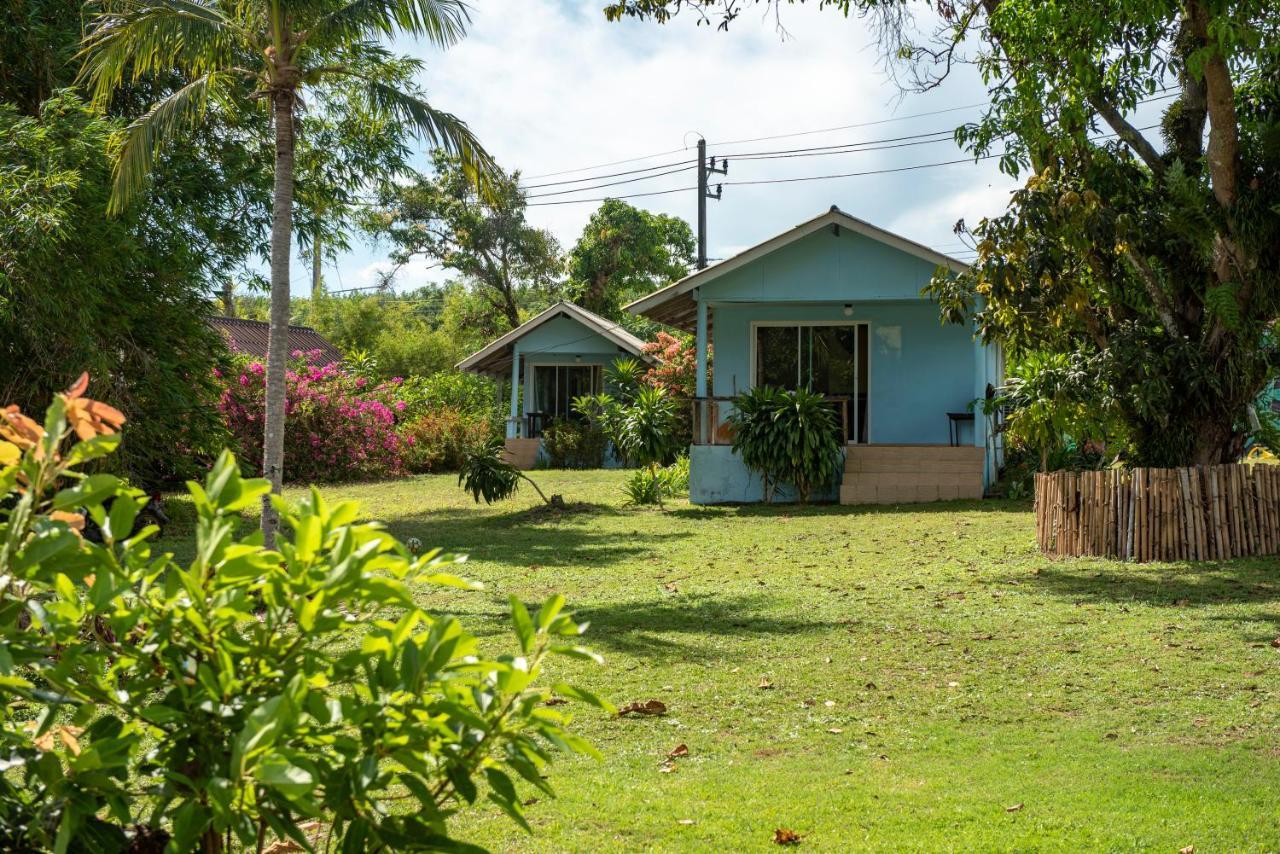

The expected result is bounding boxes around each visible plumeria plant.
[0,375,609,852]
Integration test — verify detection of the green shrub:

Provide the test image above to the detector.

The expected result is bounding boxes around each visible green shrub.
[542,418,608,469]
[459,437,555,506]
[622,455,689,506]
[729,386,842,503]
[400,406,497,473]
[0,384,607,852]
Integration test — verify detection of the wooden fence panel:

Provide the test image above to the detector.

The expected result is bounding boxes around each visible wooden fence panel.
[1034,465,1280,562]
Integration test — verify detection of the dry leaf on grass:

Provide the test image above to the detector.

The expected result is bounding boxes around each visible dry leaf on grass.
[1005,803,1024,813]
[544,696,568,706]
[658,759,678,773]
[1271,637,1280,648]
[1179,846,1194,854]
[619,699,667,716]
[773,828,803,845]
[826,728,843,734]
[758,677,775,690]
[668,743,689,758]
[677,819,695,826]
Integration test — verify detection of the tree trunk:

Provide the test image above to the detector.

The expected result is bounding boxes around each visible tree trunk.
[222,279,236,318]
[501,286,520,330]
[261,90,296,547]
[310,234,323,300]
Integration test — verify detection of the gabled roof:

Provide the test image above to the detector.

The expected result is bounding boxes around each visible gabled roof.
[208,316,344,365]
[456,301,649,375]
[625,206,971,331]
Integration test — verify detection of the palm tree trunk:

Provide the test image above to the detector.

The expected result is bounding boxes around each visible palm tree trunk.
[261,90,295,547]
[310,234,323,300]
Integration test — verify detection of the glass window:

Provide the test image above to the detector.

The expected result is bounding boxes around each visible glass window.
[753,324,868,443]
[532,365,599,420]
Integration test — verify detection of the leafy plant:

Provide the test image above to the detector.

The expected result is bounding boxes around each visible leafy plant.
[459,438,556,506]
[0,378,606,852]
[400,407,497,473]
[729,387,842,504]
[615,386,680,509]
[622,455,689,506]
[542,419,608,469]
[604,357,648,403]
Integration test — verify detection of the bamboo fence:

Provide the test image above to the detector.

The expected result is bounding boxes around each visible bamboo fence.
[1034,465,1280,562]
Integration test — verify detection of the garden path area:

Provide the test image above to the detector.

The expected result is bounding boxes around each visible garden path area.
[164,470,1280,850]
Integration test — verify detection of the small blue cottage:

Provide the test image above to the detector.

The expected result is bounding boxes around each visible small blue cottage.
[626,206,1003,505]
[456,301,650,468]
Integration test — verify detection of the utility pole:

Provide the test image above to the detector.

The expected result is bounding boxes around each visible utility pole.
[696,138,727,269]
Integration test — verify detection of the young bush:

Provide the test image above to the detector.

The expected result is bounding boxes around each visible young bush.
[400,406,497,473]
[542,418,608,469]
[615,386,680,508]
[459,438,557,506]
[622,455,689,506]
[0,378,608,852]
[729,386,842,503]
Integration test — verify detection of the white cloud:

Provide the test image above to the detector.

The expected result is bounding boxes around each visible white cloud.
[326,0,1019,292]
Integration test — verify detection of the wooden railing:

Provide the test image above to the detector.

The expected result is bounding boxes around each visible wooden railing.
[690,396,851,445]
[1035,465,1280,562]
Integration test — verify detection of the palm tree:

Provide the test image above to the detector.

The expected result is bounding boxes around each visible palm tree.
[79,0,495,546]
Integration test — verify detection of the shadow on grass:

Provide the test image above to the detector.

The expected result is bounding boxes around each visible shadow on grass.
[388,503,688,569]
[1009,561,1280,610]
[666,497,1030,521]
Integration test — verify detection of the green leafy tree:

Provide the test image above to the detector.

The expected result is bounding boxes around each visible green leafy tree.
[0,95,230,485]
[729,386,842,504]
[80,0,497,545]
[566,198,694,320]
[604,0,1280,466]
[616,386,681,508]
[367,151,564,330]
[0,382,607,852]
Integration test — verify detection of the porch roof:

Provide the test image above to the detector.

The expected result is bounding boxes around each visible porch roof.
[624,206,971,332]
[456,300,649,376]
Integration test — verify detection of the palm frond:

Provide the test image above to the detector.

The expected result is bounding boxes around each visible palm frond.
[358,77,499,191]
[109,71,236,214]
[303,0,468,51]
[78,0,249,108]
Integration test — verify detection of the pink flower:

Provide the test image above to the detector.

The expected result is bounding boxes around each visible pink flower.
[394,401,406,412]
[239,375,249,386]
[249,362,265,376]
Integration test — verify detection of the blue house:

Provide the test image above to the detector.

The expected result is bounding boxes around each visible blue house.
[626,206,1003,505]
[456,301,650,468]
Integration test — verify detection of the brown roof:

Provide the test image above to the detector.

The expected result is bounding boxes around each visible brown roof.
[207,316,344,365]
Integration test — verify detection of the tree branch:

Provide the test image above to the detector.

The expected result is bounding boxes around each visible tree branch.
[1089,96,1166,175]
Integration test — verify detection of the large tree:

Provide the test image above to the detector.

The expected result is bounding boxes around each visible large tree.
[606,0,1280,466]
[566,198,694,320]
[367,151,563,330]
[80,0,495,543]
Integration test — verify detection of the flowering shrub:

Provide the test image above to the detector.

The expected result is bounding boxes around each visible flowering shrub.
[218,351,405,482]
[641,331,704,398]
[400,406,497,473]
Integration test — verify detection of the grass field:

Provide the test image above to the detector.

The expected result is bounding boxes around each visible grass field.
[161,469,1280,851]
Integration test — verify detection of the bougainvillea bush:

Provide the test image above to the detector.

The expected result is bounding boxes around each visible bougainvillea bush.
[218,351,406,482]
[641,332,704,398]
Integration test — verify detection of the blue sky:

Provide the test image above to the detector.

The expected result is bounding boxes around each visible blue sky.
[298,0,1155,296]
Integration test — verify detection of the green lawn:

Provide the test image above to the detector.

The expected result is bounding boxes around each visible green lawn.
[162,469,1280,851]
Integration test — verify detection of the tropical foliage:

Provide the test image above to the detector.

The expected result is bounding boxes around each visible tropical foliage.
[459,438,554,506]
[729,386,843,504]
[0,379,607,852]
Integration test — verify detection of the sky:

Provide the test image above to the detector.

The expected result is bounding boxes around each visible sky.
[296,0,1114,296]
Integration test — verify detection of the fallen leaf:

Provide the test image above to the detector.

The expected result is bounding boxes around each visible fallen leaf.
[677,819,695,826]
[1179,846,1194,854]
[947,681,960,688]
[1005,803,1024,813]
[773,828,803,845]
[1104,732,1118,740]
[758,677,775,690]
[658,759,678,773]
[801,699,815,708]
[826,728,843,734]
[664,582,679,593]
[1271,637,1280,649]
[619,699,667,717]
[824,700,836,708]
[668,743,689,758]
[544,696,568,706]
[522,797,540,807]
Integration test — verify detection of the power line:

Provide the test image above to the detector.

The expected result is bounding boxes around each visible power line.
[520,157,696,191]
[712,101,987,147]
[524,163,699,199]
[527,185,698,208]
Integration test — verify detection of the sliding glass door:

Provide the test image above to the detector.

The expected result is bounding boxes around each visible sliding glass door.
[531,364,601,436]
[753,323,868,443]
